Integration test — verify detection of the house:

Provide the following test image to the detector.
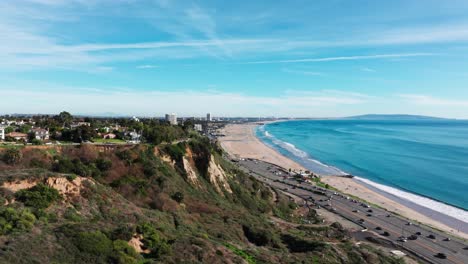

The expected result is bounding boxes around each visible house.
[128,131,141,143]
[6,132,28,141]
[70,122,91,128]
[0,126,5,140]
[103,133,116,139]
[32,128,49,140]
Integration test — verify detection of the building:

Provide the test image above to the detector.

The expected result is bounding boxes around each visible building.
[103,133,116,139]
[128,131,141,143]
[6,132,28,141]
[194,124,203,132]
[70,122,91,128]
[0,126,5,140]
[165,113,178,125]
[206,113,212,121]
[32,128,49,140]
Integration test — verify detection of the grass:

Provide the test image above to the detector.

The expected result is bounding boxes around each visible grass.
[224,243,256,264]
[92,138,126,144]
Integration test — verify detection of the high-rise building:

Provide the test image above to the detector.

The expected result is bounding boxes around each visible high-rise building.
[165,113,178,125]
[206,113,212,122]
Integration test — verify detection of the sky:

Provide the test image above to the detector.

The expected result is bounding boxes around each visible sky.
[2,0,468,118]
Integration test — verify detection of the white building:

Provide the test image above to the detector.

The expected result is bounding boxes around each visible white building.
[32,128,49,140]
[0,126,5,141]
[194,124,203,132]
[165,113,178,125]
[206,113,212,121]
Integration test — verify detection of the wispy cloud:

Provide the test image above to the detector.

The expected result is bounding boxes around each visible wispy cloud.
[245,53,436,64]
[0,85,372,116]
[136,64,158,69]
[361,67,376,72]
[398,94,468,107]
[282,68,324,76]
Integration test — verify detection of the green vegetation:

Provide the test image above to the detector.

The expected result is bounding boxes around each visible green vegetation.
[224,243,257,264]
[2,148,23,165]
[0,141,406,264]
[0,207,36,235]
[92,138,126,144]
[15,183,62,209]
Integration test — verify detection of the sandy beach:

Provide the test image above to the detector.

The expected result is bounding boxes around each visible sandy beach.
[219,123,468,240]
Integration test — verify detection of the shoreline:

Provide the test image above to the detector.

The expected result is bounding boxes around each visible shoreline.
[219,122,468,240]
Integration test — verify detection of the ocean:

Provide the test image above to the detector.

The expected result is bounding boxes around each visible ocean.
[256,119,468,223]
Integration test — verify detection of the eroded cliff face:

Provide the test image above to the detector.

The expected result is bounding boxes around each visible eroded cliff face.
[183,147,202,187]
[207,155,232,194]
[156,145,232,195]
[2,176,93,202]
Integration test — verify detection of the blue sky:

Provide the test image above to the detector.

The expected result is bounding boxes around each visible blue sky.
[2,0,468,118]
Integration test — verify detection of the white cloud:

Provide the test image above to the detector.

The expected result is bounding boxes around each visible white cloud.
[245,53,435,64]
[0,86,371,117]
[361,67,376,72]
[136,65,158,69]
[282,68,323,76]
[398,94,468,107]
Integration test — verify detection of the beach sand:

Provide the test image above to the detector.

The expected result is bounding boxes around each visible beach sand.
[219,123,468,240]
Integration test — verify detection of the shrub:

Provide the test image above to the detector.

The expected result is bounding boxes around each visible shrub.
[96,158,112,172]
[0,207,36,235]
[74,231,113,256]
[242,225,280,247]
[137,223,172,258]
[171,192,184,203]
[16,183,62,209]
[112,239,141,264]
[3,148,23,165]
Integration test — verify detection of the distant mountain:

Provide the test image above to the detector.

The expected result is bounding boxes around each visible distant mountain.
[343,114,450,120]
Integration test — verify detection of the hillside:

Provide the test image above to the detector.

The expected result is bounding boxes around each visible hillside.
[0,138,404,264]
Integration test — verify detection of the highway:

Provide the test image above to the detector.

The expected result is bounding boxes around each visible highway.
[237,159,468,264]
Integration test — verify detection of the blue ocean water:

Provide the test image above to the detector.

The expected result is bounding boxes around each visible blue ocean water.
[257,119,468,211]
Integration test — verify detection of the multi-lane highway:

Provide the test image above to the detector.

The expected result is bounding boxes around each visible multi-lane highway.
[236,158,468,264]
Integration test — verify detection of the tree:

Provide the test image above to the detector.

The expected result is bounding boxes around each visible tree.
[55,111,73,127]
[3,148,23,165]
[4,126,14,134]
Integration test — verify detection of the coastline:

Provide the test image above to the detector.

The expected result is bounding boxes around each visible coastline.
[219,122,468,240]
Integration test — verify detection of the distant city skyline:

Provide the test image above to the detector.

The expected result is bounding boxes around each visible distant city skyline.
[2,1,468,118]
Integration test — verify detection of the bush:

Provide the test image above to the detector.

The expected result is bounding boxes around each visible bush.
[112,239,141,264]
[242,225,279,247]
[16,183,62,209]
[74,231,113,256]
[3,148,23,165]
[171,192,184,203]
[96,158,112,172]
[0,207,36,235]
[137,223,172,258]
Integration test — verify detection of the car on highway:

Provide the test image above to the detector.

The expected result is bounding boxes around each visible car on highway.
[406,222,412,226]
[367,209,373,213]
[375,226,382,230]
[352,209,359,213]
[382,231,390,237]
[443,237,451,241]
[358,218,365,223]
[397,236,407,243]
[435,253,447,259]
[415,231,422,236]
[428,234,436,239]
[408,235,418,240]
[366,214,372,217]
